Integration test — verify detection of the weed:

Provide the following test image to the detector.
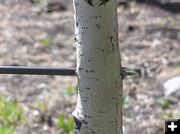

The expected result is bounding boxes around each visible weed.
[159,112,174,121]
[62,85,78,97]
[123,96,130,108]
[158,98,170,110]
[0,96,26,134]
[41,37,51,47]
[58,113,74,134]
[31,0,41,5]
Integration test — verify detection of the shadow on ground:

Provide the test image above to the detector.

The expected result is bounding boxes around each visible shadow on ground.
[119,0,180,14]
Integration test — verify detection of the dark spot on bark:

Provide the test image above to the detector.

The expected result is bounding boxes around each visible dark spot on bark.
[74,2,79,6]
[79,41,82,45]
[98,129,102,132]
[73,116,82,131]
[86,87,91,90]
[82,26,88,29]
[84,97,89,99]
[88,59,91,62]
[112,97,116,100]
[92,130,96,134]
[78,67,84,71]
[94,16,101,19]
[99,0,110,6]
[79,88,84,92]
[96,78,99,81]
[76,22,79,27]
[85,0,110,6]
[83,100,87,102]
[95,24,101,29]
[108,36,113,42]
[83,120,88,124]
[84,0,94,6]
[85,70,94,72]
[101,49,104,52]
[74,37,78,41]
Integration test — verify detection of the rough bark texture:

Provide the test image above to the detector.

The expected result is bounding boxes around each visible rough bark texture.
[73,0,123,133]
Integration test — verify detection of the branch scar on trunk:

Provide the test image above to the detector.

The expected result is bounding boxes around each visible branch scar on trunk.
[85,0,94,6]
[84,0,110,6]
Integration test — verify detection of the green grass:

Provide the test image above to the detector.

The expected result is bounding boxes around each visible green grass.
[61,85,78,97]
[123,96,130,108]
[128,0,137,9]
[157,98,170,110]
[0,96,25,134]
[58,113,74,134]
[31,0,42,5]
[41,37,51,47]
[176,63,180,69]
[159,112,174,121]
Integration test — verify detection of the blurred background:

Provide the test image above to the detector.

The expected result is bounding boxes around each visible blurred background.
[0,0,179,134]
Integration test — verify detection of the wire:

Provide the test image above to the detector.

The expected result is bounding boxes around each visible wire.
[0,66,76,76]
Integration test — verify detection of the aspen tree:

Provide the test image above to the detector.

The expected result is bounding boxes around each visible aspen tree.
[73,0,123,133]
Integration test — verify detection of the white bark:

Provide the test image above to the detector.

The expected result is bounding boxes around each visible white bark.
[73,0,122,134]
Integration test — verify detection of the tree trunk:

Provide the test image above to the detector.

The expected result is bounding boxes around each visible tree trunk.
[73,0,123,134]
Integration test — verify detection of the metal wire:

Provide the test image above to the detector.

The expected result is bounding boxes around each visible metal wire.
[0,66,76,76]
[0,66,141,78]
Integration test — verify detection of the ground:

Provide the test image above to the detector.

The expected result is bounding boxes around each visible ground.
[0,0,180,134]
